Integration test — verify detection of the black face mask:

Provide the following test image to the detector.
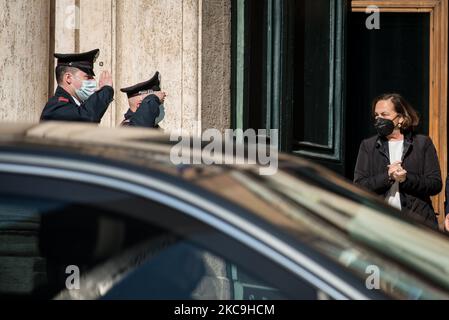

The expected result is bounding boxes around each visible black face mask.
[374,115,398,137]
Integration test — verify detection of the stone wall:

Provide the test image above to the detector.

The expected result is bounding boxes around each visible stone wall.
[201,0,231,132]
[0,0,50,123]
[0,0,232,133]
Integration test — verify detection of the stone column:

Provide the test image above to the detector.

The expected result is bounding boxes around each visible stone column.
[0,0,50,123]
[201,0,232,133]
[78,0,116,127]
[54,0,116,127]
[53,0,77,95]
[115,0,231,134]
[116,0,184,130]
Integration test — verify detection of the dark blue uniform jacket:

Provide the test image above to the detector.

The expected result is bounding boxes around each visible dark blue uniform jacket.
[40,86,114,123]
[121,94,161,128]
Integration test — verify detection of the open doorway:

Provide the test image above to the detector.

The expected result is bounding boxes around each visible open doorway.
[348,0,448,227]
[346,12,430,180]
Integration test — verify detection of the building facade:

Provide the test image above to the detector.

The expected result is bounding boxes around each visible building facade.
[0,0,231,136]
[0,0,448,226]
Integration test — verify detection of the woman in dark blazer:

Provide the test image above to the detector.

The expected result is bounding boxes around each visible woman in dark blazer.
[354,93,442,229]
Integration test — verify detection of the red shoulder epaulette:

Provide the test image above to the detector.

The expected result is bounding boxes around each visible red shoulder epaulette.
[58,97,70,103]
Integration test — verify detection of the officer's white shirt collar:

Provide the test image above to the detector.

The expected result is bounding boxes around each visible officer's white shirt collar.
[71,96,81,106]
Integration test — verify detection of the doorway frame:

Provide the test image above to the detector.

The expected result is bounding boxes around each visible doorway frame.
[352,0,448,228]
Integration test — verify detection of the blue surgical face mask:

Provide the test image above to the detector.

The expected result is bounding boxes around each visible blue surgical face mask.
[155,104,165,125]
[75,80,97,102]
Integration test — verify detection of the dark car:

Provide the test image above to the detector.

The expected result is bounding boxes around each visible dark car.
[0,122,448,300]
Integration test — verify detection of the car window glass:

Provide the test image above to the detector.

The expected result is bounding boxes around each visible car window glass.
[0,193,321,300]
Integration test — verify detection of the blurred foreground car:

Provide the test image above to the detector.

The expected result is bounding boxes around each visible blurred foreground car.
[0,122,449,300]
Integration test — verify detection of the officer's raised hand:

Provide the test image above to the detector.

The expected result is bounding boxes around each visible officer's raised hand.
[98,71,113,90]
[154,91,167,103]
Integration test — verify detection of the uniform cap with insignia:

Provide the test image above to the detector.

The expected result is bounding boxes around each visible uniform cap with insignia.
[120,72,161,98]
[54,49,100,77]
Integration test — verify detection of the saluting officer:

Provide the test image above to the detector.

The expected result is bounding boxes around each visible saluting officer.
[120,71,167,128]
[40,49,114,123]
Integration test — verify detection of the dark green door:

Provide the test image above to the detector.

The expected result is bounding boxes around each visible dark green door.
[232,0,349,175]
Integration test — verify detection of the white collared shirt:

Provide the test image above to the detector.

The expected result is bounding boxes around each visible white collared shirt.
[71,96,81,107]
[386,140,404,210]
